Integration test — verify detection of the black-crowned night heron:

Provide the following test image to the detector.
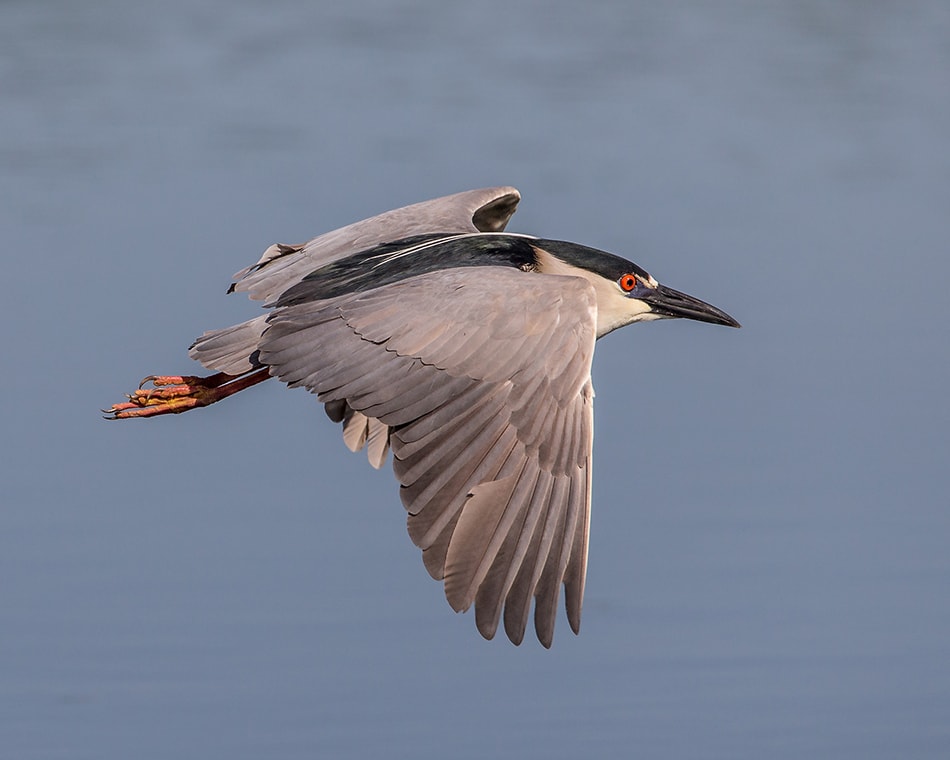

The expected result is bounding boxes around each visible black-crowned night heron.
[108,187,739,647]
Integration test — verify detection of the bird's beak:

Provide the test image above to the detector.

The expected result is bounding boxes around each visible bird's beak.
[643,284,741,328]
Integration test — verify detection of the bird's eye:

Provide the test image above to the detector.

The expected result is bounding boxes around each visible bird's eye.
[618,273,638,292]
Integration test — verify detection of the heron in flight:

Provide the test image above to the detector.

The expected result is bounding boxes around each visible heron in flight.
[107,187,739,647]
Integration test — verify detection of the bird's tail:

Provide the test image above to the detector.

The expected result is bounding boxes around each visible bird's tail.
[188,315,269,375]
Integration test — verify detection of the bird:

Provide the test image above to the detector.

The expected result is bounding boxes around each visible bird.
[106,186,739,647]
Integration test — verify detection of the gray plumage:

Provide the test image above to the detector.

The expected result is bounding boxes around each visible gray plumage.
[119,186,739,648]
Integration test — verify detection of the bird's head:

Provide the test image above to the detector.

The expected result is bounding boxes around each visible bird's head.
[532,239,741,337]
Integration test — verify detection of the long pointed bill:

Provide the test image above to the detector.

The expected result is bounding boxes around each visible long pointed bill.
[644,284,741,328]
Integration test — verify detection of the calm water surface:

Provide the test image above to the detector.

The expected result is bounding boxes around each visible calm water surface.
[2,1,948,758]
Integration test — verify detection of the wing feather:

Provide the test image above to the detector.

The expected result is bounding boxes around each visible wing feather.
[394,382,499,446]
[445,462,535,614]
[357,372,475,427]
[413,427,522,580]
[470,465,544,638]
[504,474,570,645]
[563,458,592,634]
[258,264,597,646]
[480,468,556,638]
[405,424,519,540]
[394,390,509,487]
[341,407,370,451]
[533,474,580,649]
[398,401,511,505]
[341,408,392,469]
[232,187,521,306]
[365,418,391,468]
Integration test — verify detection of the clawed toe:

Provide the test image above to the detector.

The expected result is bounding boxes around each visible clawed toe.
[105,368,271,420]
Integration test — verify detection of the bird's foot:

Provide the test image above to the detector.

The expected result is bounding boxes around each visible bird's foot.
[104,369,271,419]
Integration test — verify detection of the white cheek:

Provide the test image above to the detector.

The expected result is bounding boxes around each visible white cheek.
[595,296,657,336]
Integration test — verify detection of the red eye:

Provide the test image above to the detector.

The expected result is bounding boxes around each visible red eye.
[619,273,638,292]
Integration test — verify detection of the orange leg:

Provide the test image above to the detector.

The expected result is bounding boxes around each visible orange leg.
[105,368,271,419]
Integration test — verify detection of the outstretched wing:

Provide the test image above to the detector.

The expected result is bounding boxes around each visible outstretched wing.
[259,266,596,647]
[231,187,521,306]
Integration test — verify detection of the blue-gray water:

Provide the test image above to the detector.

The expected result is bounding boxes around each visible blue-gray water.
[2,1,948,757]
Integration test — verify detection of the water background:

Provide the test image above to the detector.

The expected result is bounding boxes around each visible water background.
[2,1,949,757]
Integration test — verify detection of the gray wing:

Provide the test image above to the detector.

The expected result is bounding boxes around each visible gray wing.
[190,187,521,376]
[258,267,596,647]
[231,187,521,306]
